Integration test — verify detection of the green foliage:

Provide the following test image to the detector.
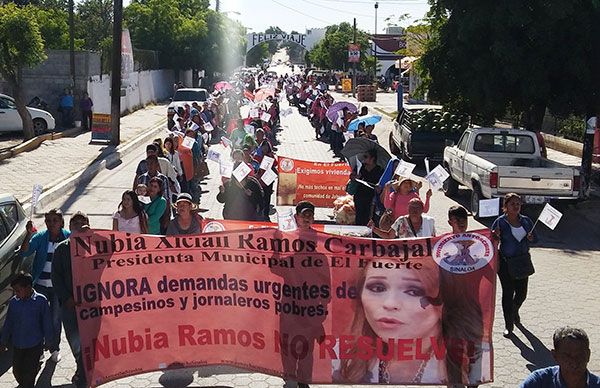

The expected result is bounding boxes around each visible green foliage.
[557,115,585,142]
[308,22,370,71]
[76,0,112,50]
[264,26,284,55]
[246,42,269,67]
[125,0,245,75]
[281,30,305,63]
[421,0,600,129]
[32,6,70,49]
[0,3,46,82]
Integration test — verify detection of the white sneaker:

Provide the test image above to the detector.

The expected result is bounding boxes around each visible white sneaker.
[50,350,61,363]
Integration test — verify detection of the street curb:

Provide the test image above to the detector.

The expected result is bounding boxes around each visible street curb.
[0,127,81,162]
[22,119,165,215]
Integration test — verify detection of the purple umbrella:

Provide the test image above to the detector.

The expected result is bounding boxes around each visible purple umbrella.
[326,101,358,122]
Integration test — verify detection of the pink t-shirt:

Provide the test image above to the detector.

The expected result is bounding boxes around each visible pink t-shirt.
[384,191,430,219]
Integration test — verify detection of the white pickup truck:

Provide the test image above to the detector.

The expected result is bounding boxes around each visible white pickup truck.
[443,128,580,217]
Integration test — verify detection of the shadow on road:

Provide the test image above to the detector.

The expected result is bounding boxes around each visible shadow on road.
[510,324,555,372]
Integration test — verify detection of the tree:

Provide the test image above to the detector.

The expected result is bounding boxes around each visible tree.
[76,0,112,51]
[246,42,269,66]
[0,3,46,140]
[281,30,306,63]
[264,26,284,55]
[308,22,370,72]
[421,0,600,129]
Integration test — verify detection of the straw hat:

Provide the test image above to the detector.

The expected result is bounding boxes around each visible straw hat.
[172,193,198,210]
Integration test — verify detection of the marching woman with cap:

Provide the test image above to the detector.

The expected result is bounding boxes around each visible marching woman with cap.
[166,193,202,235]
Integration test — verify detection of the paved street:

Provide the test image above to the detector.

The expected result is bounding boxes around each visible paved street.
[1,92,598,388]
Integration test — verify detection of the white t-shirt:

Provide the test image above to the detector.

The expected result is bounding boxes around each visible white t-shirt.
[391,215,436,238]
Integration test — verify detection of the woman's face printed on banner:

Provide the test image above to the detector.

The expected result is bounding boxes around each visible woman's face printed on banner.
[360,260,442,341]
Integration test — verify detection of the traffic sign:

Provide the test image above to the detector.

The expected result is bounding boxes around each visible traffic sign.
[348,43,360,63]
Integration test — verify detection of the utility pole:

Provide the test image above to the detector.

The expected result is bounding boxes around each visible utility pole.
[110,0,123,146]
[352,18,357,98]
[215,0,220,12]
[374,2,379,80]
[68,0,75,89]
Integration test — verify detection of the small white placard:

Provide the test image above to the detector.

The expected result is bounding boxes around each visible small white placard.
[203,122,214,132]
[260,112,271,122]
[281,107,293,117]
[30,184,43,217]
[219,161,234,178]
[478,198,500,218]
[539,203,563,230]
[277,208,297,232]
[261,168,277,186]
[221,136,233,148]
[424,158,431,175]
[182,136,195,149]
[207,148,221,163]
[395,160,416,178]
[249,108,259,118]
[343,132,353,142]
[306,98,313,105]
[259,155,275,171]
[425,165,450,191]
[232,162,252,182]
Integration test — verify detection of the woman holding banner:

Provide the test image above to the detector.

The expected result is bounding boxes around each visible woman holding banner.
[491,193,537,337]
[333,256,488,385]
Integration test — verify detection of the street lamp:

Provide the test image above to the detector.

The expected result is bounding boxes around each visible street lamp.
[374,2,378,79]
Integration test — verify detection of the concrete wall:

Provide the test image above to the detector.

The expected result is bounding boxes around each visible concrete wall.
[0,50,101,119]
[88,69,191,114]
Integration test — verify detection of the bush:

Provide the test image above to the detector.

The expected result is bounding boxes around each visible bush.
[557,115,585,142]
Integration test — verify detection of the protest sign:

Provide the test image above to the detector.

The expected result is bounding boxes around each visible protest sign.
[260,156,275,171]
[281,108,293,117]
[232,163,252,182]
[30,184,43,218]
[221,136,233,148]
[219,161,234,178]
[261,168,278,186]
[426,165,450,191]
[207,149,221,163]
[73,229,496,386]
[204,122,214,132]
[538,203,563,230]
[249,108,259,118]
[181,137,195,150]
[277,209,298,231]
[261,112,272,123]
[394,160,416,178]
[424,158,431,175]
[276,157,352,207]
[478,198,500,218]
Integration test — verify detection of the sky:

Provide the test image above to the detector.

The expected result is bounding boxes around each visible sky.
[210,0,431,34]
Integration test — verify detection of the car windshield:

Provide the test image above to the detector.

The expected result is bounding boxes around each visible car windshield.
[173,90,208,102]
[473,134,535,153]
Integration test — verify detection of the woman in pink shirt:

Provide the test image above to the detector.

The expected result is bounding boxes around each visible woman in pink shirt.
[383,177,432,220]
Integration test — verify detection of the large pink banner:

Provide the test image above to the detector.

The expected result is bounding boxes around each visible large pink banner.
[71,228,497,386]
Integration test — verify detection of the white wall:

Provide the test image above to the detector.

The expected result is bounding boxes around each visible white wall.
[87,69,189,114]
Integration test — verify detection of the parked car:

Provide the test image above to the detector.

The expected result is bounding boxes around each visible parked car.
[0,194,32,326]
[0,93,56,135]
[167,88,209,127]
[390,106,465,163]
[443,128,580,217]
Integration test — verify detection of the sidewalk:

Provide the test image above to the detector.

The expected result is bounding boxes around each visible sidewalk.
[0,104,167,205]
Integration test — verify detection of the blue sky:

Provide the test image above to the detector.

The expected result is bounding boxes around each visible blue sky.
[210,0,430,33]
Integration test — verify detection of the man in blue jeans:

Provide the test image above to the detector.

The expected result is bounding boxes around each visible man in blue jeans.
[52,212,89,388]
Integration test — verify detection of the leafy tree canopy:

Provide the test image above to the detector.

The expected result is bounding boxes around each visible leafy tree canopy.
[422,0,600,128]
[308,22,370,71]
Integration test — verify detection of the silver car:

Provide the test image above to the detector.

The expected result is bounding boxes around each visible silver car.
[0,194,31,325]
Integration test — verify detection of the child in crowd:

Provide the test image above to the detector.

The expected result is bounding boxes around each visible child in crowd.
[1,272,53,388]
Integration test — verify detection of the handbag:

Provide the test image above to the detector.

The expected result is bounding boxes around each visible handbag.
[503,252,535,279]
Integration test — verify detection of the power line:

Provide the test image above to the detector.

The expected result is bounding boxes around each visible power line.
[269,0,331,24]
[316,0,427,3]
[299,0,375,18]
